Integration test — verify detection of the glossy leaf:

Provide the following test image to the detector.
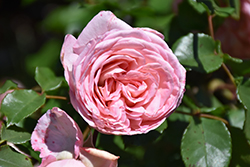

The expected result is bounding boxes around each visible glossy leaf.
[172,33,223,73]
[237,78,250,140]
[1,124,31,144]
[0,145,32,167]
[35,67,64,92]
[0,80,17,94]
[181,117,232,167]
[0,89,46,127]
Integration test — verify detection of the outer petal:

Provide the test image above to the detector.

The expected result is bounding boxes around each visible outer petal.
[76,11,132,48]
[79,147,119,167]
[31,107,83,159]
[60,34,79,85]
[47,159,86,167]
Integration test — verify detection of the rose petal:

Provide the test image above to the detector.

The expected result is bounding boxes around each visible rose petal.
[31,107,83,159]
[79,147,119,167]
[47,159,86,167]
[76,11,131,48]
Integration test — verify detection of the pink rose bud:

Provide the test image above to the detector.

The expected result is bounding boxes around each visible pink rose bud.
[60,11,186,135]
[215,0,250,59]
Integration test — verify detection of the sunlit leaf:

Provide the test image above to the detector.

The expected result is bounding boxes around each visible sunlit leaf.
[35,67,64,92]
[227,108,245,129]
[0,90,46,127]
[172,33,223,73]
[181,117,232,167]
[188,0,206,13]
[0,145,32,167]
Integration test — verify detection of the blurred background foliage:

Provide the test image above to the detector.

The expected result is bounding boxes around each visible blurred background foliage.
[0,0,176,87]
[1,0,250,166]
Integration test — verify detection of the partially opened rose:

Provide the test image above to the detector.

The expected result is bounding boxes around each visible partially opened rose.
[31,107,119,167]
[60,11,186,135]
[215,0,250,59]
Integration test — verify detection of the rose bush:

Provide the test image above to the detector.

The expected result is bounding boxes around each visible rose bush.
[31,107,119,167]
[215,0,250,59]
[60,11,186,135]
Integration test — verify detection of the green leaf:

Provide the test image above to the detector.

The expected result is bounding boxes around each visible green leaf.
[188,0,206,13]
[197,0,235,17]
[223,53,243,64]
[230,127,250,166]
[237,78,250,140]
[0,80,17,94]
[35,67,64,92]
[229,0,240,19]
[155,120,168,134]
[181,117,232,167]
[0,89,46,127]
[0,145,32,167]
[1,124,31,144]
[173,33,223,73]
[214,6,235,17]
[227,108,245,129]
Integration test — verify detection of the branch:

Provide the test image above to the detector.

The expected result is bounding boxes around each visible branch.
[46,95,67,100]
[175,110,229,125]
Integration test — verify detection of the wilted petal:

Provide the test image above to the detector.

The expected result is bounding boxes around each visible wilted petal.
[31,107,83,159]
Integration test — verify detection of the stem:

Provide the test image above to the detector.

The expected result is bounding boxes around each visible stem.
[46,95,67,100]
[208,14,215,39]
[175,110,229,125]
[208,14,236,86]
[7,142,32,158]
[83,126,91,140]
[199,113,229,125]
[221,63,236,86]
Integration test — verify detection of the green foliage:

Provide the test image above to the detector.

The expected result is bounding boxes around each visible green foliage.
[0,90,46,127]
[35,67,64,92]
[1,124,31,144]
[181,117,232,167]
[0,80,17,94]
[0,145,32,167]
[237,78,250,140]
[0,0,250,166]
[172,33,223,73]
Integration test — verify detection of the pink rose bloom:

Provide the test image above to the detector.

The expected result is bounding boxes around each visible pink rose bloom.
[215,0,250,59]
[60,11,186,135]
[31,107,119,167]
